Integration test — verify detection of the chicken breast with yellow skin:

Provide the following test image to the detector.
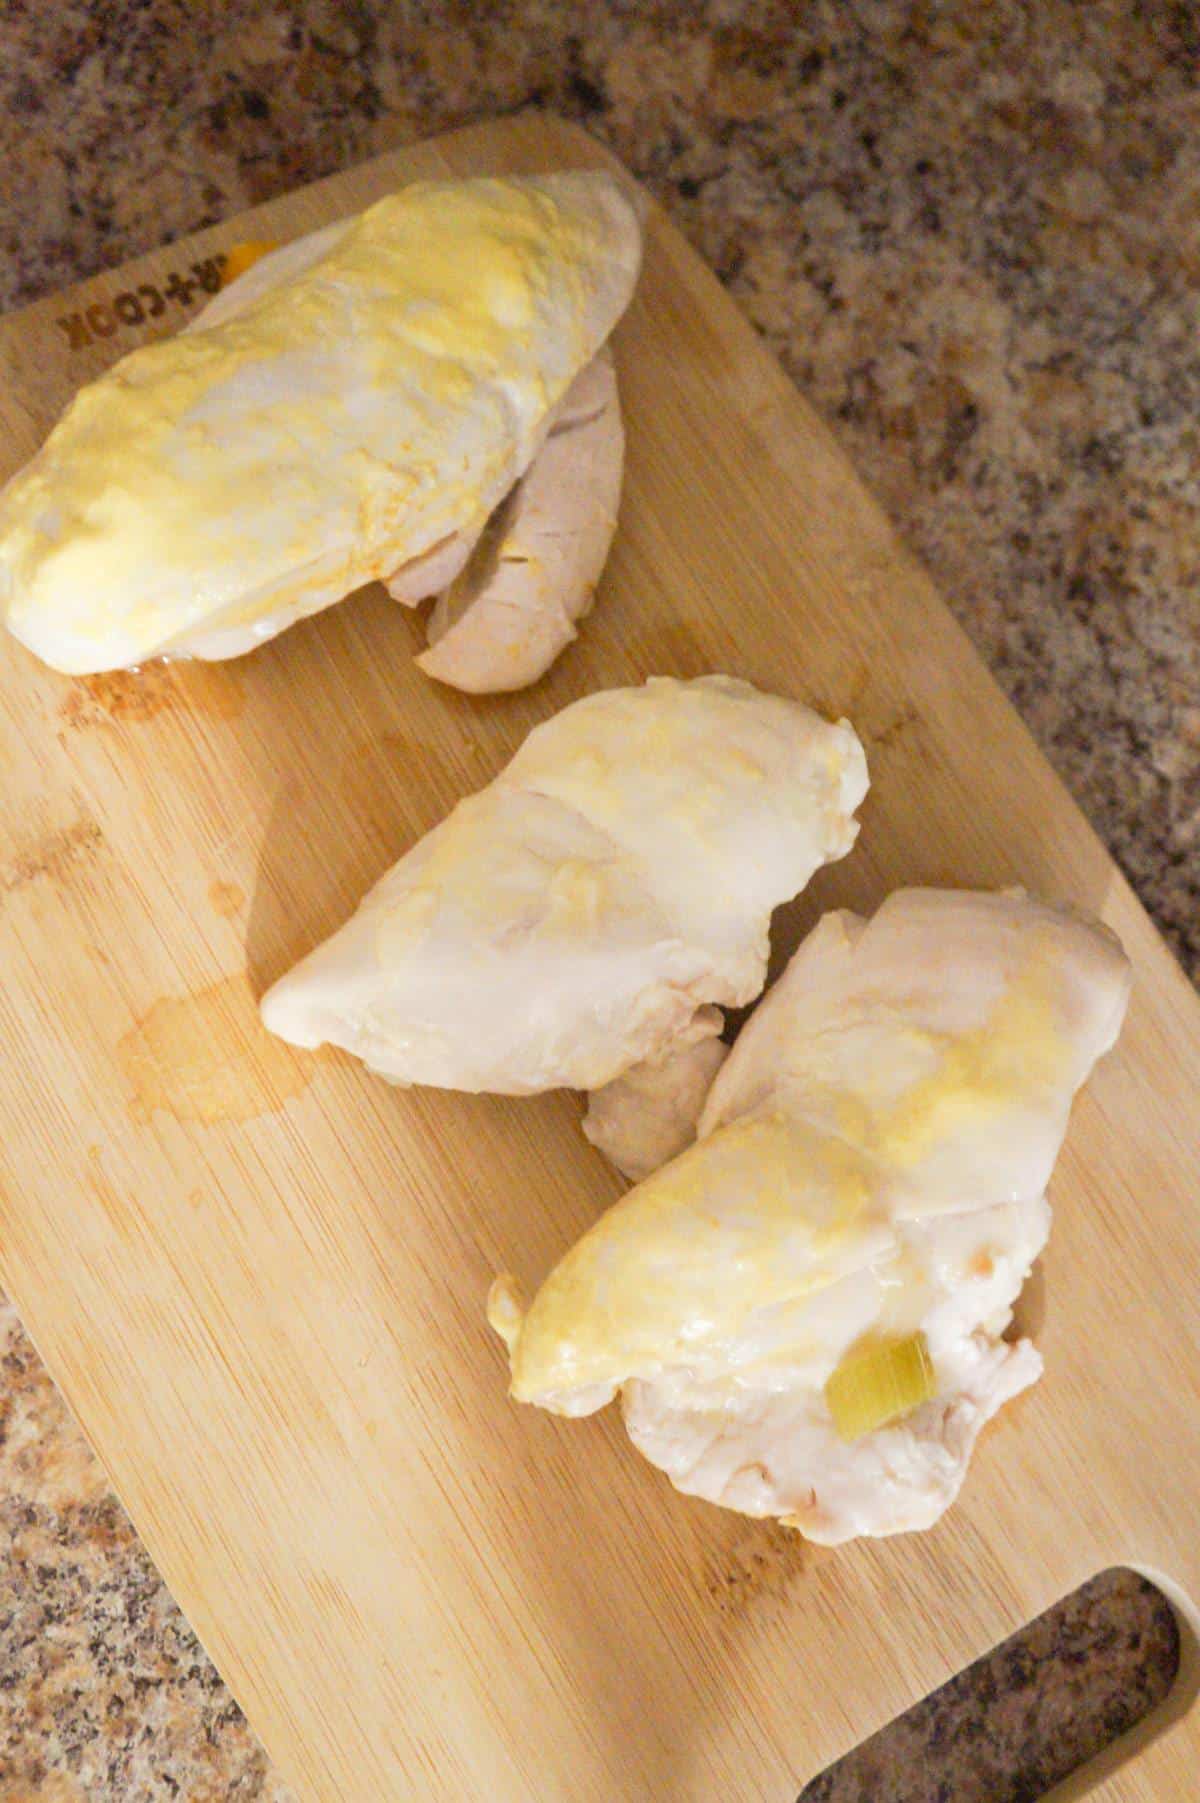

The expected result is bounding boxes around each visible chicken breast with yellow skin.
[261,675,868,1097]
[182,226,628,688]
[491,889,1131,1543]
[0,173,640,677]
[190,225,628,691]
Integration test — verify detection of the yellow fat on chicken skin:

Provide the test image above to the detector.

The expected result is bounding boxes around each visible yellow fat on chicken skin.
[0,174,640,674]
[492,888,1131,1543]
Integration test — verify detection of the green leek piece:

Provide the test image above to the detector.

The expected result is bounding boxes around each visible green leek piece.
[824,1332,937,1441]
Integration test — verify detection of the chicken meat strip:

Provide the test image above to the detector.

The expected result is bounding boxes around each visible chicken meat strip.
[261,675,868,1095]
[416,345,624,693]
[582,1004,728,1182]
[0,174,640,674]
[491,889,1131,1543]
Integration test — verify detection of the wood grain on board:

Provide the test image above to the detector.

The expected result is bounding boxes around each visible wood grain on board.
[0,114,1196,1801]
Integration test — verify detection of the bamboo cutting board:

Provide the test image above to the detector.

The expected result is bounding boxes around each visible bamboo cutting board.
[0,115,1197,1802]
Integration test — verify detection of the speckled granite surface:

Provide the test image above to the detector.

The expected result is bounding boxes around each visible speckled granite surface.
[0,1300,292,1801]
[799,1568,1179,1803]
[0,2,1193,1797]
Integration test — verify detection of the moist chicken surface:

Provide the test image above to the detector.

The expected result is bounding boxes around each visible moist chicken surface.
[0,173,640,679]
[492,888,1131,1543]
[261,675,868,1096]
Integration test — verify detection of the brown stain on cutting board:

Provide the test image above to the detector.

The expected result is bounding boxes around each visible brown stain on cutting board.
[59,661,243,728]
[1,818,102,892]
[118,974,316,1125]
[697,1518,827,1620]
[208,879,245,919]
[802,658,920,758]
[868,701,920,753]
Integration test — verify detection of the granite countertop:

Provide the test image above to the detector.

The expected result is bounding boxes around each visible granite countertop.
[0,2,1193,1797]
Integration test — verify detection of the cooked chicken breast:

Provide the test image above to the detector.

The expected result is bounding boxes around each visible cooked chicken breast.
[261,675,868,1096]
[0,173,640,675]
[491,889,1131,1542]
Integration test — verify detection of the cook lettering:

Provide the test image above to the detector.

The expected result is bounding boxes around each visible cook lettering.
[56,256,226,351]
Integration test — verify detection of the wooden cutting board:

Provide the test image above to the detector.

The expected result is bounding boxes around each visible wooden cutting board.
[0,114,1196,1802]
